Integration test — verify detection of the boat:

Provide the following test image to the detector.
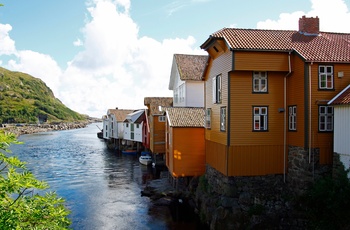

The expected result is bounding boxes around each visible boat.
[121,149,138,155]
[139,152,152,166]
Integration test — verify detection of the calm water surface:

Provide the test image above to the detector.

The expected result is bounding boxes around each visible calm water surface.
[10,123,190,230]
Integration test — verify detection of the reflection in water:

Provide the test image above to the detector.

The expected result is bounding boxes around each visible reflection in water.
[9,123,180,230]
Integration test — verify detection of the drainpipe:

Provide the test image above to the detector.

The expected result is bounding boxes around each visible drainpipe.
[308,63,313,164]
[283,52,292,183]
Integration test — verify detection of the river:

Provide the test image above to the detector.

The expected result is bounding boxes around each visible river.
[9,123,198,230]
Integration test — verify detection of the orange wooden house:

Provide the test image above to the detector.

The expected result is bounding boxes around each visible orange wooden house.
[144,97,173,156]
[200,16,350,177]
[165,107,205,178]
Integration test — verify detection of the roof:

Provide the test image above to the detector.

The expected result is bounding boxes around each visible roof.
[201,28,350,63]
[125,109,145,123]
[328,84,350,105]
[166,107,205,127]
[107,109,134,122]
[174,54,208,81]
[144,97,173,115]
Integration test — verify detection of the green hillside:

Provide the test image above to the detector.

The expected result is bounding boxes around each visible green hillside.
[0,67,86,123]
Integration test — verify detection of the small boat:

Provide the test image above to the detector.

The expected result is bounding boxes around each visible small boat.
[139,152,152,166]
[121,149,138,155]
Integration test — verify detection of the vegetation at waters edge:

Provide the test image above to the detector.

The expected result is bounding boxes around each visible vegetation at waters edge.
[0,67,86,124]
[0,130,71,229]
[298,169,350,229]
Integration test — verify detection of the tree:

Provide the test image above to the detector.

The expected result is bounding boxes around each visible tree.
[0,131,71,229]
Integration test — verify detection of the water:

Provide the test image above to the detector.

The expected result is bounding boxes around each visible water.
[9,123,192,230]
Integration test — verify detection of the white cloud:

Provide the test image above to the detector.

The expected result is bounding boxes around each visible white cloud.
[58,0,204,117]
[73,38,83,47]
[0,23,16,55]
[257,0,350,33]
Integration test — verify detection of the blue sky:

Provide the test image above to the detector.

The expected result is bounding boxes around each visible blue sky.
[0,0,349,117]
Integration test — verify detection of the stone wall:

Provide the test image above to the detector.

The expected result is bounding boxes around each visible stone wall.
[194,165,302,229]
[288,146,332,195]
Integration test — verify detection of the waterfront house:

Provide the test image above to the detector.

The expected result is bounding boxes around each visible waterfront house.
[165,107,205,178]
[200,16,350,185]
[169,54,208,107]
[144,97,173,164]
[328,84,350,177]
[123,109,147,151]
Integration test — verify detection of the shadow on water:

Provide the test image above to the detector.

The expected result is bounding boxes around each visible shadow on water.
[10,123,206,230]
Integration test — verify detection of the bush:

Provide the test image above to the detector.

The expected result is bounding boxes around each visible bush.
[299,170,350,229]
[0,131,71,229]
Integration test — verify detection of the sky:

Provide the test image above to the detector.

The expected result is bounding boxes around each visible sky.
[0,0,349,118]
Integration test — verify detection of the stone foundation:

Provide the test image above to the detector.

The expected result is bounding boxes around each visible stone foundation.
[288,146,332,194]
[194,165,301,229]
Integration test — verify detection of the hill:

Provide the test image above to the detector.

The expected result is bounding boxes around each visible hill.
[0,67,86,123]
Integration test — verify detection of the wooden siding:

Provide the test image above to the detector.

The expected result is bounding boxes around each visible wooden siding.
[286,55,305,147]
[228,145,285,176]
[169,127,205,177]
[230,71,285,146]
[234,51,290,71]
[205,50,232,145]
[308,63,350,164]
[150,115,166,154]
[205,140,228,175]
[334,105,350,155]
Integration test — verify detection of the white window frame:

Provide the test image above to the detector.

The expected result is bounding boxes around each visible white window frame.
[253,106,268,131]
[319,65,333,89]
[253,72,267,92]
[220,107,226,131]
[288,106,297,131]
[158,116,166,122]
[205,108,211,129]
[319,105,333,132]
[212,75,222,104]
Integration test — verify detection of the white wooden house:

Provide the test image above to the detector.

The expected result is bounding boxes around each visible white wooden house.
[328,84,350,177]
[102,109,134,140]
[169,54,207,107]
[123,109,145,143]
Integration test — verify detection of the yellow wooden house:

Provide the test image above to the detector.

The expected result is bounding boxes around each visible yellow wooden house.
[200,16,350,177]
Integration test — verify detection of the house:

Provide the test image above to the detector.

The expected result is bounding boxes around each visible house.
[144,97,173,161]
[107,108,134,139]
[200,15,350,186]
[169,54,208,107]
[328,84,350,177]
[102,108,134,149]
[123,109,147,151]
[165,107,205,178]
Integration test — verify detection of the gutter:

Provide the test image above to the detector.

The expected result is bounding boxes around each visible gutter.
[283,51,292,183]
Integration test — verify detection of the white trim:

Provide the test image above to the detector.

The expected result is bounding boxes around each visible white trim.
[328,84,350,105]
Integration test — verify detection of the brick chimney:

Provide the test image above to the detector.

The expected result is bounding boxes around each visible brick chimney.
[299,16,319,35]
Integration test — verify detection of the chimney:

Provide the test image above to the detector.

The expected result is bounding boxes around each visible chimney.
[298,16,319,35]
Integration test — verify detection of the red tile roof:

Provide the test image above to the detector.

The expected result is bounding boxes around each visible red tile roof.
[202,28,350,63]
[174,54,208,80]
[328,85,350,105]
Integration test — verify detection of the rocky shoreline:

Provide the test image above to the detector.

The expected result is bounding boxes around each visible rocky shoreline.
[0,118,101,136]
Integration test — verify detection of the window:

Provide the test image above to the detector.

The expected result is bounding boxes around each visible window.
[130,124,134,139]
[319,65,333,89]
[158,116,166,122]
[220,107,226,131]
[253,72,267,92]
[205,108,211,129]
[179,84,185,102]
[288,106,297,131]
[253,106,268,131]
[319,106,333,132]
[174,88,178,103]
[212,75,222,103]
